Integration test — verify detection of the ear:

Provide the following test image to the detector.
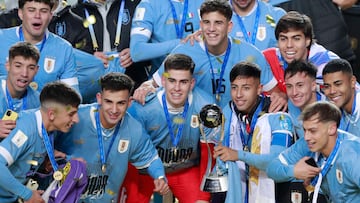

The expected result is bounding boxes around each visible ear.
[227,20,233,34]
[96,92,102,105]
[18,8,23,21]
[305,37,311,48]
[311,80,316,92]
[5,61,10,72]
[257,83,263,95]
[47,108,56,121]
[351,75,356,89]
[328,122,337,135]
[190,78,195,91]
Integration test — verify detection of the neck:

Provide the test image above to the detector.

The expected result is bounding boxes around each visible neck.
[6,80,25,99]
[321,134,338,158]
[21,26,45,44]
[232,0,256,17]
[344,91,355,114]
[206,38,229,56]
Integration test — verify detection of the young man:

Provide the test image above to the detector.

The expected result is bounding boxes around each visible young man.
[285,60,326,138]
[230,0,285,51]
[130,0,203,73]
[213,61,294,202]
[0,81,81,202]
[55,72,169,202]
[124,54,215,203]
[0,0,79,92]
[321,58,360,135]
[263,11,339,93]
[143,0,282,111]
[0,42,40,139]
[267,101,360,203]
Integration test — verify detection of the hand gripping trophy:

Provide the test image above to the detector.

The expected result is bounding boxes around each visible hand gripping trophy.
[199,104,228,192]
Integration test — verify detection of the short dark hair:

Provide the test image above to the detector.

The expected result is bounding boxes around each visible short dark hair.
[100,72,135,95]
[284,60,317,79]
[275,11,314,46]
[40,81,81,108]
[164,54,195,74]
[322,58,353,77]
[200,0,232,21]
[300,101,341,127]
[19,0,56,9]
[8,42,40,63]
[230,61,261,82]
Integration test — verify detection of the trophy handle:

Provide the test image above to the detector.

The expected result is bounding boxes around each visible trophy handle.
[200,123,213,176]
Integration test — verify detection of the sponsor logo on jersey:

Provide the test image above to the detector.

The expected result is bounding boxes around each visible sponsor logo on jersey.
[12,130,28,148]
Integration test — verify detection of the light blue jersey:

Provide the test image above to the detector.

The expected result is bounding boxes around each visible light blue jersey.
[0,78,40,116]
[130,0,203,73]
[55,103,164,203]
[273,43,339,85]
[128,87,215,173]
[266,130,360,203]
[221,98,294,202]
[153,37,277,108]
[288,91,326,138]
[0,110,48,202]
[230,0,285,50]
[339,90,360,135]
[0,27,79,92]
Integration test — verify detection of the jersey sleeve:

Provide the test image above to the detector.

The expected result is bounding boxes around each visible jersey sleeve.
[59,47,80,94]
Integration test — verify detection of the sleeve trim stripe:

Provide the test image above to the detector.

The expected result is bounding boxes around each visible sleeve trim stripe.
[0,146,14,165]
[135,154,159,169]
[131,27,152,38]
[60,77,79,86]
[278,154,288,166]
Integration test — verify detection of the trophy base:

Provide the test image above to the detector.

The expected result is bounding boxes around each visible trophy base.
[200,175,228,193]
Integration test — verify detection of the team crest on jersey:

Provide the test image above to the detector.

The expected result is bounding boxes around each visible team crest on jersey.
[29,82,38,91]
[122,9,130,25]
[191,115,199,128]
[291,191,302,203]
[55,21,66,37]
[44,57,55,73]
[118,140,129,153]
[12,130,28,148]
[257,26,266,41]
[336,168,343,184]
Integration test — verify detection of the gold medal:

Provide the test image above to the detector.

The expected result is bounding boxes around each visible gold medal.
[102,164,106,173]
[243,145,249,152]
[305,185,315,192]
[216,94,221,102]
[53,170,63,181]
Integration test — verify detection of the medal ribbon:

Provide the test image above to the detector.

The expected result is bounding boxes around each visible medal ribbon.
[235,0,260,45]
[168,0,188,39]
[84,0,125,51]
[19,26,47,52]
[205,38,231,99]
[311,137,340,203]
[162,93,189,148]
[95,107,121,168]
[41,124,58,171]
[5,85,27,110]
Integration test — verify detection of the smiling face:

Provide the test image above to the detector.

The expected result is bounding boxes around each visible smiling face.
[230,76,262,114]
[96,89,130,129]
[49,104,79,133]
[322,71,356,114]
[285,72,316,110]
[6,56,38,98]
[161,69,195,108]
[18,1,53,43]
[278,29,311,64]
[200,11,233,55]
[303,115,337,157]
